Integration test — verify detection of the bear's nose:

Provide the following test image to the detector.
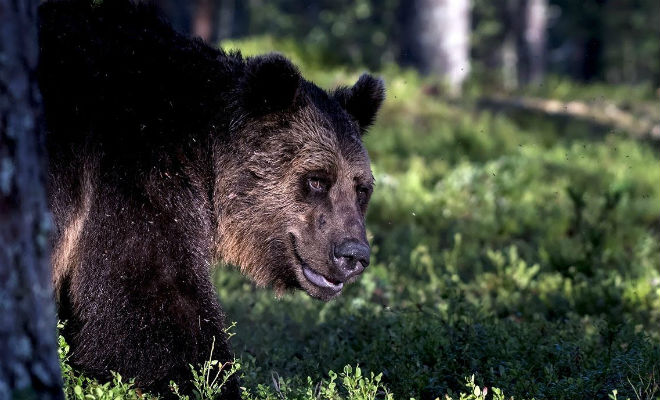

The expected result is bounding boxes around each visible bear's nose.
[332,239,370,280]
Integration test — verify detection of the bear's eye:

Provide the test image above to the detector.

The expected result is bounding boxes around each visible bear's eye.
[356,185,371,205]
[308,177,329,193]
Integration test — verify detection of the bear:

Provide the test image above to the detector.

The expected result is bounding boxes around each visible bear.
[38,0,385,398]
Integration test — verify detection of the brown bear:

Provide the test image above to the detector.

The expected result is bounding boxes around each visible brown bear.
[38,0,384,398]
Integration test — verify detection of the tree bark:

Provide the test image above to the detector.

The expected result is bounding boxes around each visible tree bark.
[512,0,547,85]
[193,0,215,42]
[399,0,471,92]
[215,0,235,41]
[0,0,64,398]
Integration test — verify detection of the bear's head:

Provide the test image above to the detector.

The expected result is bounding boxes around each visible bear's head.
[215,53,385,301]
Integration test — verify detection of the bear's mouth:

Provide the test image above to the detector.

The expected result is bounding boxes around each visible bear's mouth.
[289,233,343,293]
[301,265,343,291]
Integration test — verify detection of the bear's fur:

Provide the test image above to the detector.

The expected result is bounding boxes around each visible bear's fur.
[38,0,384,398]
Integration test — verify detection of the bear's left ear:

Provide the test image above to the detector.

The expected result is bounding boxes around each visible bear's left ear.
[333,74,386,135]
[241,53,301,114]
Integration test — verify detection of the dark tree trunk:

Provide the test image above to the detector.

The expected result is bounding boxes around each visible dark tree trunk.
[230,0,249,38]
[214,0,249,40]
[158,0,193,36]
[215,0,235,41]
[0,0,63,399]
[580,0,606,81]
[581,34,604,81]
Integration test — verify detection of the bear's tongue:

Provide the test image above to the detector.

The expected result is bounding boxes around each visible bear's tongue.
[302,267,343,291]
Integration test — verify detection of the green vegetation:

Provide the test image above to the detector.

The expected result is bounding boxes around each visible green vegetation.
[230,0,660,86]
[59,39,660,399]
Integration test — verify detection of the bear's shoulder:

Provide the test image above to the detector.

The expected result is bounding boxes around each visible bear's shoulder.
[38,0,244,166]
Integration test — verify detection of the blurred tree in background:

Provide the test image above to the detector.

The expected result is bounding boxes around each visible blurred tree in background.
[471,0,549,87]
[161,0,659,90]
[548,0,660,85]
[398,0,471,91]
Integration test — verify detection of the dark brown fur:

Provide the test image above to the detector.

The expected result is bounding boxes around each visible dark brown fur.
[216,106,375,298]
[39,0,384,398]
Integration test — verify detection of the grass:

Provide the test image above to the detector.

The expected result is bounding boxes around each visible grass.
[59,38,660,399]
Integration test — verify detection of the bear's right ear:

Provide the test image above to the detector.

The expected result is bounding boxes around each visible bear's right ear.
[241,53,301,115]
[333,74,385,135]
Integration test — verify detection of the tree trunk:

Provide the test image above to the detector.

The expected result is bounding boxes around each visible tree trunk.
[512,0,548,85]
[0,0,64,399]
[158,0,193,36]
[215,0,235,41]
[399,0,471,92]
[524,0,547,83]
[193,0,215,42]
[420,0,471,91]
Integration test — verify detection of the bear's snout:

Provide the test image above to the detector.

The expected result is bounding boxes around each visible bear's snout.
[332,239,370,281]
